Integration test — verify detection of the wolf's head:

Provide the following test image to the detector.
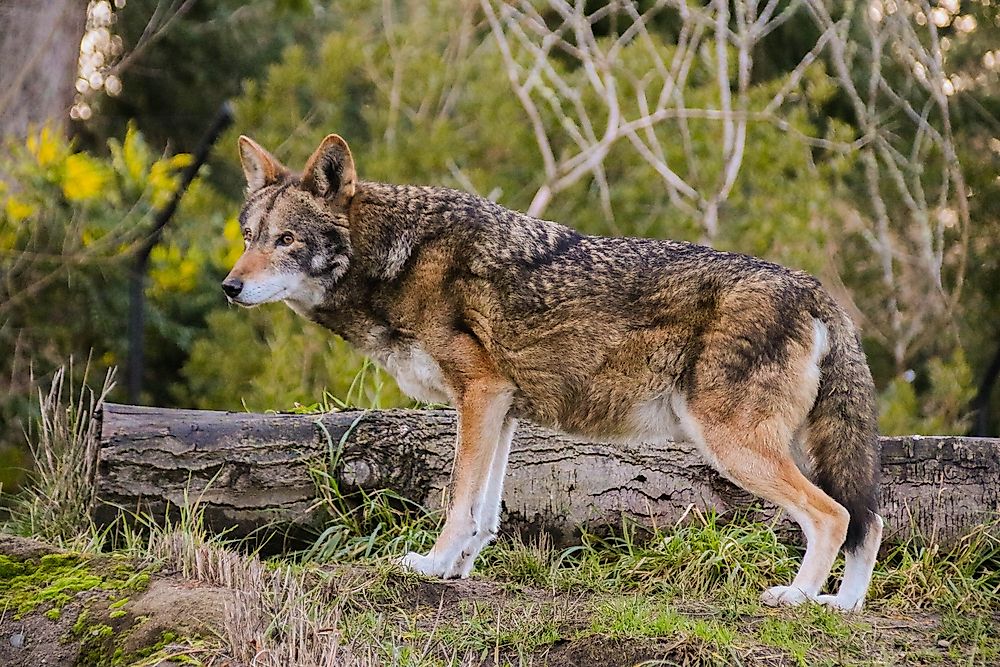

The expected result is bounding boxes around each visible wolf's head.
[221,134,356,310]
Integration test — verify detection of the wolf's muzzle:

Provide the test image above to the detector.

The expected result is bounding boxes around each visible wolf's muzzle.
[221,278,244,298]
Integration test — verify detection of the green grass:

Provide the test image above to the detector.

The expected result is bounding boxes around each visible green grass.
[9,497,994,665]
[3,366,1000,666]
[300,411,443,563]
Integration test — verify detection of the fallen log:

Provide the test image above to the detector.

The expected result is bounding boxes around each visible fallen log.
[95,403,1000,549]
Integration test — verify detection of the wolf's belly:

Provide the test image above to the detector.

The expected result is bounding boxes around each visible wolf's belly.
[512,384,690,443]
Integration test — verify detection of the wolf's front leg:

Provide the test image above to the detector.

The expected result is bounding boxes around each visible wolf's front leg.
[444,417,517,579]
[400,380,513,578]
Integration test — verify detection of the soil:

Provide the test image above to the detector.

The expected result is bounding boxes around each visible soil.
[0,535,230,667]
[1,535,992,666]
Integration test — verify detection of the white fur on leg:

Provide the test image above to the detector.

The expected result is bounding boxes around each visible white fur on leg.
[760,504,846,607]
[399,388,513,580]
[445,419,518,579]
[398,551,448,576]
[398,500,480,578]
[398,507,479,577]
[815,513,884,612]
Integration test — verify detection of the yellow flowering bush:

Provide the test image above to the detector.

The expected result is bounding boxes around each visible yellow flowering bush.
[0,123,198,457]
[0,124,191,256]
[61,153,114,203]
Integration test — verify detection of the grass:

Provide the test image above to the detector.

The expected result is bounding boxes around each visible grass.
[2,367,999,665]
[12,360,114,546]
[301,411,442,563]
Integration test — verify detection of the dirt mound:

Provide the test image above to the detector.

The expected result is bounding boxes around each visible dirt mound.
[0,535,231,666]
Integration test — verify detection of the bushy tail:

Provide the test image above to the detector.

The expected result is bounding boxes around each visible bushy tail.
[806,315,880,553]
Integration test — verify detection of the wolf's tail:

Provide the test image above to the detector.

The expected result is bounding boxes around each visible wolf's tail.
[806,313,881,553]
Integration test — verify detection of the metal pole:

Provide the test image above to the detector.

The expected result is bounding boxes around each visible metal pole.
[127,101,234,402]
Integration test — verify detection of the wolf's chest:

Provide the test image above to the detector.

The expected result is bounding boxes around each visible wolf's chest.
[367,339,450,404]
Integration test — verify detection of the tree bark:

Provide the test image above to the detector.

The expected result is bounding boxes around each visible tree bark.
[96,403,1000,549]
[0,0,87,138]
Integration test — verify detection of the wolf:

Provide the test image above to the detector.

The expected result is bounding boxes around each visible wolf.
[222,133,883,611]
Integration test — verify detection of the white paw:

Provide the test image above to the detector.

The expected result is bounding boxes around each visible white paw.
[444,530,494,579]
[815,594,863,612]
[444,548,479,580]
[761,585,813,607]
[398,551,449,577]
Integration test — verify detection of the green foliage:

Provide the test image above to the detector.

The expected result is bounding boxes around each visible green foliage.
[478,512,801,604]
[868,523,1000,614]
[302,412,440,562]
[589,596,736,645]
[177,307,409,411]
[80,0,322,155]
[755,607,855,667]
[0,124,192,483]
[879,349,977,436]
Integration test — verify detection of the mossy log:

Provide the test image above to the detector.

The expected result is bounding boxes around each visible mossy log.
[95,403,1000,549]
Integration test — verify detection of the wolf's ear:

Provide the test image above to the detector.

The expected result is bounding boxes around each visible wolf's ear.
[238,135,288,192]
[301,134,356,205]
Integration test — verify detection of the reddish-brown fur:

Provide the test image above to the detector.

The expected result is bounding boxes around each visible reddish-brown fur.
[222,134,884,610]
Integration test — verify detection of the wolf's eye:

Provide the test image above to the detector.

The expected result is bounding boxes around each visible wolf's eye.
[277,232,295,247]
[242,227,252,241]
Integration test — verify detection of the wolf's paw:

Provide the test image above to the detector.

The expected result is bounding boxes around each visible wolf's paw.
[398,551,450,577]
[761,585,812,607]
[814,594,863,612]
[443,549,479,580]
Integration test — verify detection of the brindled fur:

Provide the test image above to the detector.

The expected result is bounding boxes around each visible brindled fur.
[224,134,882,608]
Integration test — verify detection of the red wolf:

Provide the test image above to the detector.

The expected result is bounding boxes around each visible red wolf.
[223,134,883,611]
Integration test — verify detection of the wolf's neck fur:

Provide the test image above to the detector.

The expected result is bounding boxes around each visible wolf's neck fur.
[305,181,481,339]
[348,181,430,281]
[304,179,582,346]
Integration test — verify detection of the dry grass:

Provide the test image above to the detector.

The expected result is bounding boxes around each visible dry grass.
[13,361,114,545]
[4,364,999,666]
[150,527,353,666]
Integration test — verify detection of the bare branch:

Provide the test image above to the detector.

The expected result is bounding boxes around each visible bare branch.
[480,0,968,368]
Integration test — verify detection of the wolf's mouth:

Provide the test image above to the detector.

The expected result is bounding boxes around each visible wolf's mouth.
[228,284,290,307]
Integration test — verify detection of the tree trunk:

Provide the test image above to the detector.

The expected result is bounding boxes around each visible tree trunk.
[96,403,1000,549]
[0,0,87,138]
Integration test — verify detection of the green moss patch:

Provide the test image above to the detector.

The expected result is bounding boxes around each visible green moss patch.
[0,551,152,620]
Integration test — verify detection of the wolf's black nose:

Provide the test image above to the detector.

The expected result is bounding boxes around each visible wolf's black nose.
[221,278,243,298]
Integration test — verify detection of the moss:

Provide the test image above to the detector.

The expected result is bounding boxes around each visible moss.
[77,623,116,666]
[72,607,92,635]
[0,548,199,665]
[0,551,152,620]
[72,604,177,666]
[0,555,30,578]
[70,601,197,666]
[0,553,98,618]
[112,629,183,667]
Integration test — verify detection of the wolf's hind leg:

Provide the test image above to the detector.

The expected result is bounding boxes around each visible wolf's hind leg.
[684,411,849,606]
[815,512,883,611]
[399,381,513,578]
[445,417,517,579]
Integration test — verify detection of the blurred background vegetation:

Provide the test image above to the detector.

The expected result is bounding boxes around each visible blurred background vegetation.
[2,0,999,493]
